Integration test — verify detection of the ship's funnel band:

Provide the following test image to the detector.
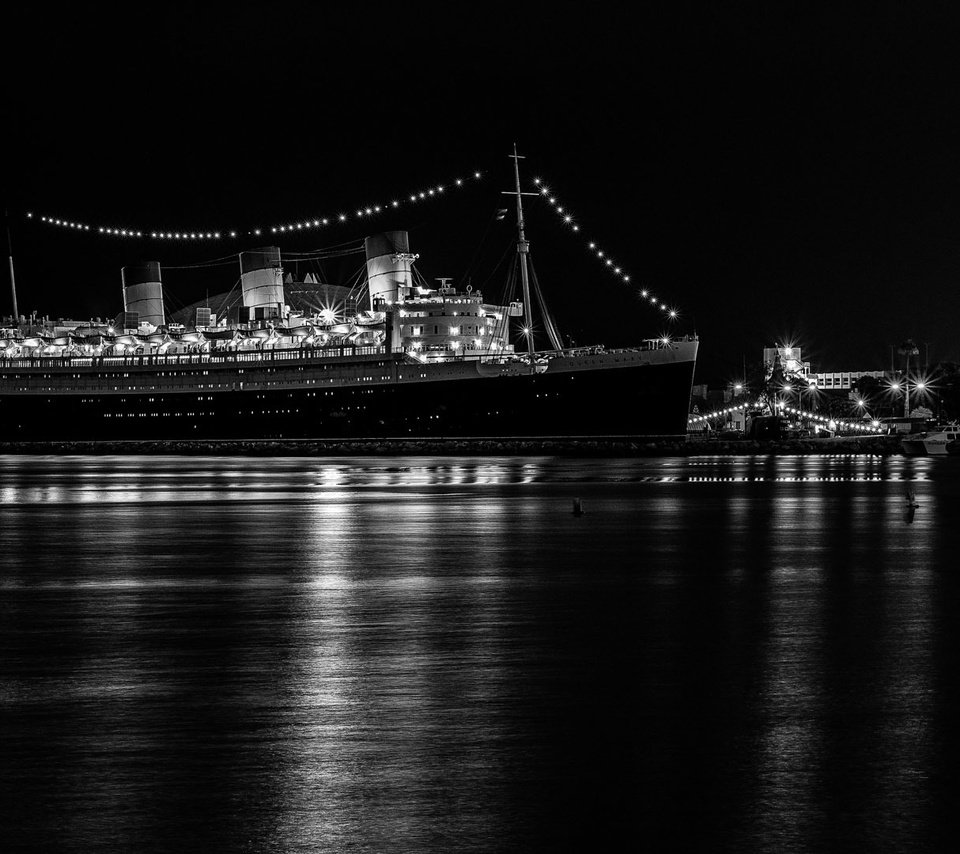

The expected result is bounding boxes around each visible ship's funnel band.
[239,247,282,275]
[364,232,410,260]
[121,262,162,288]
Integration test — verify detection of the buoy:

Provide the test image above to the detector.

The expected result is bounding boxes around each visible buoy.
[572,498,584,516]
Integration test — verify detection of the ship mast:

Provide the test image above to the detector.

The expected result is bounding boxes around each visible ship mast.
[506,145,537,356]
[5,209,19,326]
[504,146,564,354]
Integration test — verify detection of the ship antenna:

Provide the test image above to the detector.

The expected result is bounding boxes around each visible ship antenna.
[504,144,539,356]
[5,209,19,326]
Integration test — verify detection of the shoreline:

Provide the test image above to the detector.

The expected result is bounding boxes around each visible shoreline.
[0,435,907,456]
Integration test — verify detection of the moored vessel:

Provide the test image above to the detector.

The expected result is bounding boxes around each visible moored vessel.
[921,424,960,456]
[1,153,698,443]
[899,423,960,456]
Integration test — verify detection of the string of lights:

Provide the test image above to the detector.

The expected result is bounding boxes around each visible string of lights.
[23,170,484,243]
[27,213,233,241]
[778,404,882,433]
[688,401,882,433]
[531,177,679,320]
[688,402,758,424]
[267,171,483,236]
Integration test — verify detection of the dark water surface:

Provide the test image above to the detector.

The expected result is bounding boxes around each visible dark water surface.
[2,455,959,852]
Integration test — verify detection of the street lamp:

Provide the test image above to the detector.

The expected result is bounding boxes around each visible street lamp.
[889,377,929,417]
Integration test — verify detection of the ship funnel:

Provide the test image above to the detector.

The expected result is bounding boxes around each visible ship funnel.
[364,231,415,309]
[239,247,285,317]
[121,262,165,327]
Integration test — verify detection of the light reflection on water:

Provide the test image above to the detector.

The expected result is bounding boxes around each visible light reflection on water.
[0,454,941,506]
[1,454,958,852]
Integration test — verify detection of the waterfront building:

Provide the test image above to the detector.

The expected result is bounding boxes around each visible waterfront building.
[810,370,886,390]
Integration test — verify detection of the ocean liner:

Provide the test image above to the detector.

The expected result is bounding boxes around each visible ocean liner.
[1,157,697,442]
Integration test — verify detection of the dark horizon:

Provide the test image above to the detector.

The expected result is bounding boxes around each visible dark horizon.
[7,4,960,383]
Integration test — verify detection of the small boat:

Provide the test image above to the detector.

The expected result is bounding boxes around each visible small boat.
[922,424,960,456]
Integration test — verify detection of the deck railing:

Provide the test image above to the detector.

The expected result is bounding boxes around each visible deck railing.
[1,334,697,371]
[0,345,388,370]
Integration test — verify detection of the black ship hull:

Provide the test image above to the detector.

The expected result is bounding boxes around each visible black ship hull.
[0,347,696,442]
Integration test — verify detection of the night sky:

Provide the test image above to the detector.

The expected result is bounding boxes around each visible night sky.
[6,4,960,383]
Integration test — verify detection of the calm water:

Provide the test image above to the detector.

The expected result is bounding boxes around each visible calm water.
[2,454,959,852]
